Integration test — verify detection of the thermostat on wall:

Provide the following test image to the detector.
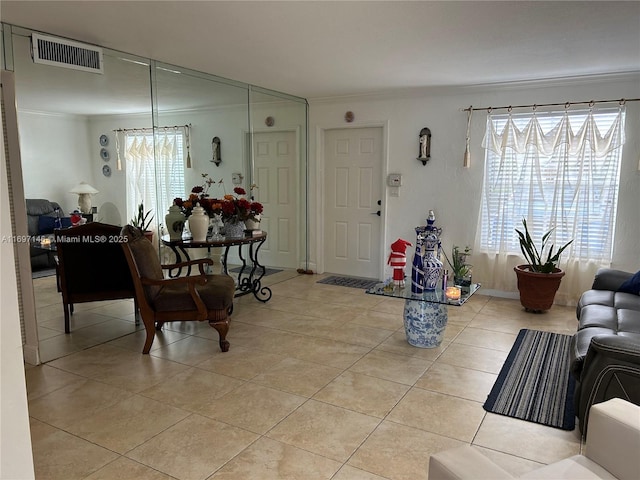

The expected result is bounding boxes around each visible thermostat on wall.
[387,173,402,187]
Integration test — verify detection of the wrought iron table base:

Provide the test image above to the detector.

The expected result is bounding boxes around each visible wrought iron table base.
[161,234,272,302]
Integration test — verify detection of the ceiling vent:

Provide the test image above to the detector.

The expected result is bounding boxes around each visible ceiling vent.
[31,33,104,74]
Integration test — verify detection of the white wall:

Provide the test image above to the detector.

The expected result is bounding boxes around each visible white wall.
[18,111,94,214]
[308,73,640,299]
[1,100,35,480]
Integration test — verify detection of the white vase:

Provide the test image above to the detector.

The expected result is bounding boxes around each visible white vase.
[244,216,261,231]
[189,203,209,242]
[165,203,186,241]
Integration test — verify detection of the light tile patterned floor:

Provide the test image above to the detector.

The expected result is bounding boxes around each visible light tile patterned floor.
[25,272,583,479]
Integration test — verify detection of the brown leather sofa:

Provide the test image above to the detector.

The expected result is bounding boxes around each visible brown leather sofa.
[569,268,640,433]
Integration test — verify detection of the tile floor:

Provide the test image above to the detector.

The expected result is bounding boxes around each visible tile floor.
[25,271,583,479]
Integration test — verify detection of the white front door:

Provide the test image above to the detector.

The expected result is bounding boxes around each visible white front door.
[252,130,298,269]
[324,127,383,278]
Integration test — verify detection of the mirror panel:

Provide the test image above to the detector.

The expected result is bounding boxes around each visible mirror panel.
[151,62,250,227]
[249,87,308,270]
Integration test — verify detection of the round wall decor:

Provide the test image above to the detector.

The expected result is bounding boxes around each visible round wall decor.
[99,134,109,146]
[102,164,112,177]
[100,148,110,160]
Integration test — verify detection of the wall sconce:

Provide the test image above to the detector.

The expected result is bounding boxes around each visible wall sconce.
[211,137,221,166]
[69,182,99,214]
[417,127,431,166]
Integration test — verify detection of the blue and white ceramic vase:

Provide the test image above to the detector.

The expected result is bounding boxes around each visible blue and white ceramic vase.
[403,299,448,348]
[422,231,443,291]
[410,231,425,293]
[189,203,209,242]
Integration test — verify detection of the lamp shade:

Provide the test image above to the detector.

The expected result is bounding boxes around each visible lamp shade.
[69,182,99,195]
[70,182,98,214]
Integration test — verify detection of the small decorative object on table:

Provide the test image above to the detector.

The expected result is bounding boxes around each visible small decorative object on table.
[165,202,186,241]
[443,245,473,294]
[224,220,245,238]
[388,238,412,287]
[188,203,209,242]
[445,286,461,300]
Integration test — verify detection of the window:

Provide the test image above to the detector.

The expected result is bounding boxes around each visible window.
[479,107,625,263]
[125,130,185,229]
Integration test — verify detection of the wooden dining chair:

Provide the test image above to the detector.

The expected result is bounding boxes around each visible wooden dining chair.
[120,225,235,354]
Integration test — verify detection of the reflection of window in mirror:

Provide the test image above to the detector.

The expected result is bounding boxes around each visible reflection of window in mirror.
[125,130,185,225]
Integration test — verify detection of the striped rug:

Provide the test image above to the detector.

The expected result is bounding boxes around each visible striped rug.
[483,329,576,430]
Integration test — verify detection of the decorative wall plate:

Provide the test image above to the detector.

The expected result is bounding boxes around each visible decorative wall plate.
[100,148,110,160]
[99,134,109,146]
[102,164,112,177]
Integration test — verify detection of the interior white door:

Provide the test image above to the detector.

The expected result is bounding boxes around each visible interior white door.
[252,130,298,269]
[324,127,383,278]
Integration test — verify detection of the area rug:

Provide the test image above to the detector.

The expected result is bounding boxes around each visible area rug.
[317,276,379,289]
[483,328,576,430]
[229,266,282,277]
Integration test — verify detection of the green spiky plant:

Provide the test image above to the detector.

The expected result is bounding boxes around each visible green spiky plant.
[130,203,154,232]
[515,219,573,273]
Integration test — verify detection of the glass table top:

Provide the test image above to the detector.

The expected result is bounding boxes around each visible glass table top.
[366,282,481,306]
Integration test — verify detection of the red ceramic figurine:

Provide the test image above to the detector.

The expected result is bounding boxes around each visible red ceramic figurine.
[388,238,412,287]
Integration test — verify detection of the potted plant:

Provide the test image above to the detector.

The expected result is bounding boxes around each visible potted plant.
[131,203,154,241]
[443,245,473,293]
[514,219,573,312]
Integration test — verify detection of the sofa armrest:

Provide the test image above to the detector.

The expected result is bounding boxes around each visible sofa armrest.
[592,268,634,291]
[576,335,640,434]
[585,398,640,480]
[429,446,514,480]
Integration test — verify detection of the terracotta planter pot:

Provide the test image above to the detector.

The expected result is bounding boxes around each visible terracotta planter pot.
[514,264,565,312]
[143,230,154,242]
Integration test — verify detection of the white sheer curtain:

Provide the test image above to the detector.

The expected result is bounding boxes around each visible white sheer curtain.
[474,106,626,305]
[125,129,184,234]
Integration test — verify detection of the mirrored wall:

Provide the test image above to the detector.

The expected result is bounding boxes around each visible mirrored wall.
[3,23,308,362]
[5,23,308,271]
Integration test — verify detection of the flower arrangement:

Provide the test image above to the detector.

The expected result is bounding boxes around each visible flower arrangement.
[173,174,263,223]
[222,186,263,223]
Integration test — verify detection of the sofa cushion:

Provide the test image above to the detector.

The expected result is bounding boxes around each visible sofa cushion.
[38,215,72,234]
[618,270,640,295]
[578,305,618,331]
[577,290,615,318]
[615,293,640,311]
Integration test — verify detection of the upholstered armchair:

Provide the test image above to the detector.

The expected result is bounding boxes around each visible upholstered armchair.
[54,222,137,333]
[120,225,235,354]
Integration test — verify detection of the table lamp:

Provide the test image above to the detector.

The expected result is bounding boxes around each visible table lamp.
[69,182,98,214]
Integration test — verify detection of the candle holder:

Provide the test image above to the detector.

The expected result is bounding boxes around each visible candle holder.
[445,286,461,301]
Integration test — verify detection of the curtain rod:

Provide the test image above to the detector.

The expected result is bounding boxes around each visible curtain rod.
[461,98,640,112]
[113,124,191,133]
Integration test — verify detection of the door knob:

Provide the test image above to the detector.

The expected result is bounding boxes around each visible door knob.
[377,200,381,205]
[371,210,381,216]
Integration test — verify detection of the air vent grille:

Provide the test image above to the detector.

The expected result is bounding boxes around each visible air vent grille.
[32,33,104,74]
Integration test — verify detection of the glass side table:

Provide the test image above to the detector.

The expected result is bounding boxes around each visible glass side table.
[366,283,481,348]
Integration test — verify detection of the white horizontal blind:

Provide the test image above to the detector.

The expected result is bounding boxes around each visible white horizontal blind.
[479,107,624,262]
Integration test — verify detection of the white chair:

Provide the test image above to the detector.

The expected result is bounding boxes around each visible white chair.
[428,398,640,480]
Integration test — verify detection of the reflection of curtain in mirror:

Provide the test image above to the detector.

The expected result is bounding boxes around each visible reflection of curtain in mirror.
[125,129,184,231]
